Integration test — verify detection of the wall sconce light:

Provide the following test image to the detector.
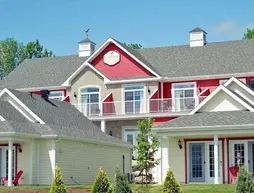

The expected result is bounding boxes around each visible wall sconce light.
[178,139,182,149]
[73,92,77,98]
[147,87,151,94]
[17,144,22,153]
[109,131,113,136]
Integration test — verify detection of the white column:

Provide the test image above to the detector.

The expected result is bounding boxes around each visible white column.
[29,140,35,185]
[36,142,40,185]
[214,135,219,184]
[101,120,106,132]
[8,139,13,187]
[51,140,56,180]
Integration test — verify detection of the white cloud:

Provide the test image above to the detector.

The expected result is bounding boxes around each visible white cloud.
[209,21,254,36]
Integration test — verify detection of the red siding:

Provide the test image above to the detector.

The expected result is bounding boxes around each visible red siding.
[153,117,177,126]
[90,43,154,79]
[102,93,114,115]
[62,96,70,102]
[149,90,159,113]
[159,76,254,99]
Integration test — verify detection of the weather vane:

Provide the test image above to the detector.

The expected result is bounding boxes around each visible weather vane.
[85,28,90,38]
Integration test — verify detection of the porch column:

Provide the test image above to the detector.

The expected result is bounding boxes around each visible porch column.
[214,135,219,184]
[7,139,13,187]
[51,140,56,180]
[101,120,106,132]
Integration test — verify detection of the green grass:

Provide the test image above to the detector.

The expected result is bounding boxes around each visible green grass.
[0,184,236,193]
[131,184,236,193]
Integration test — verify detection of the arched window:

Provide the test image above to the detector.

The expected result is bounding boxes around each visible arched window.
[80,87,100,116]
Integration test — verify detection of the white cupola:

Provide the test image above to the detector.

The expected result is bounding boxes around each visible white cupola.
[189,27,207,47]
[78,34,96,57]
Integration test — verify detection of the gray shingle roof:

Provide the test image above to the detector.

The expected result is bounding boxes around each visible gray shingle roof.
[1,38,254,89]
[154,111,254,128]
[0,55,88,89]
[0,89,129,146]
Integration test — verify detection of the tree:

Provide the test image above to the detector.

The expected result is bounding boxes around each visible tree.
[162,168,182,193]
[135,118,160,186]
[124,43,143,49]
[0,38,54,77]
[91,168,112,193]
[236,166,254,193]
[243,28,254,39]
[112,167,132,193]
[49,164,67,193]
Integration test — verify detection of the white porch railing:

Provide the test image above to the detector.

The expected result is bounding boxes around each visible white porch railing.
[72,96,207,117]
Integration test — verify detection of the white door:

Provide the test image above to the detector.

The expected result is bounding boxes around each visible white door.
[124,132,138,160]
[1,147,16,179]
[206,142,223,184]
[229,141,248,167]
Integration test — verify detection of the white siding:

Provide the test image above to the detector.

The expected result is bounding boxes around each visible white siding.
[55,140,131,185]
[199,91,246,112]
[39,140,54,185]
[17,142,30,185]
[227,82,254,106]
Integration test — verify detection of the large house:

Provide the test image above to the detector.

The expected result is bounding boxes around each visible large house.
[0,88,132,186]
[1,27,254,185]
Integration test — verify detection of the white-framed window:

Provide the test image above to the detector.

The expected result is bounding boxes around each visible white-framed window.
[219,78,246,85]
[1,147,16,179]
[124,128,139,160]
[49,91,64,101]
[172,82,197,112]
[80,86,100,116]
[124,85,145,114]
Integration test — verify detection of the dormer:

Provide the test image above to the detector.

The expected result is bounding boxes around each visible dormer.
[78,38,96,57]
[189,27,207,47]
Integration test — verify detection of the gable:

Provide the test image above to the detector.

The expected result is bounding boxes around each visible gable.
[190,85,254,114]
[198,91,248,112]
[90,43,154,79]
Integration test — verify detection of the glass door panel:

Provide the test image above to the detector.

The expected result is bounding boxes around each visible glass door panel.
[233,143,245,167]
[125,92,134,113]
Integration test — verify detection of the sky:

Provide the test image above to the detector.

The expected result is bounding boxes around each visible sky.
[0,0,253,56]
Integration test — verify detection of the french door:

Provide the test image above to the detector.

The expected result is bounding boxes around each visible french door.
[189,142,222,183]
[124,85,144,114]
[124,132,138,160]
[206,142,223,184]
[172,83,196,112]
[80,87,100,116]
[1,147,16,179]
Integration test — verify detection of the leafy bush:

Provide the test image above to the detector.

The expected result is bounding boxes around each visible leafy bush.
[162,168,182,193]
[236,166,254,193]
[49,164,67,193]
[112,167,132,193]
[91,168,112,193]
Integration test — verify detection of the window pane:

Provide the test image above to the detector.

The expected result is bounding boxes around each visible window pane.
[81,87,99,93]
[174,84,195,89]
[49,92,63,97]
[124,85,144,90]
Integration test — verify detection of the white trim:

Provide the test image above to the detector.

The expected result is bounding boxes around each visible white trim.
[198,88,209,96]
[171,82,197,112]
[102,92,112,102]
[29,139,35,185]
[62,37,160,86]
[16,86,67,92]
[0,115,5,121]
[224,77,254,96]
[105,77,160,84]
[122,84,146,114]
[51,140,56,180]
[220,78,246,85]
[7,139,13,187]
[61,95,69,101]
[0,88,45,124]
[189,85,254,115]
[148,89,158,100]
[78,85,101,115]
[162,72,254,82]
[49,91,64,100]
[36,142,40,185]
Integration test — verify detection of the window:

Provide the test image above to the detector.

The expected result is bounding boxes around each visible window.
[172,83,196,112]
[49,91,64,101]
[80,87,100,116]
[124,85,144,114]
[1,147,16,179]
[124,128,139,160]
[219,78,246,85]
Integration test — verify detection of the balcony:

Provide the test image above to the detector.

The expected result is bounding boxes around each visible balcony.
[72,96,207,120]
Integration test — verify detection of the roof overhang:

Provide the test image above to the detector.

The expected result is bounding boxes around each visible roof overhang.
[16,86,67,92]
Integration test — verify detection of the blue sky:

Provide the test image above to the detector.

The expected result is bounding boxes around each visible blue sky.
[0,0,253,56]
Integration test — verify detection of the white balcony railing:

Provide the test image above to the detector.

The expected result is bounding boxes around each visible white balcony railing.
[72,96,207,117]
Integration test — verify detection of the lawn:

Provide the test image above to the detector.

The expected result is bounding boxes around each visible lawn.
[0,184,236,193]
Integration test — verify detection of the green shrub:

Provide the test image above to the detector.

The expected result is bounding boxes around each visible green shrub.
[236,166,254,193]
[162,168,182,193]
[112,167,132,193]
[91,168,112,193]
[49,164,67,193]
